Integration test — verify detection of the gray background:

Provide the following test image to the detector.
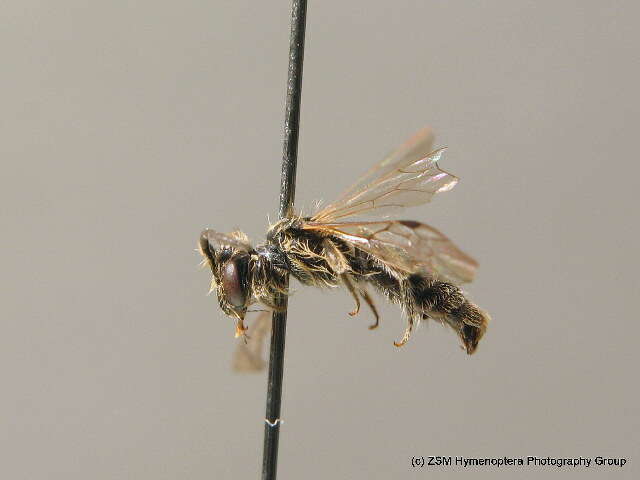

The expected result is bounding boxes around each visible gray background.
[2,1,639,479]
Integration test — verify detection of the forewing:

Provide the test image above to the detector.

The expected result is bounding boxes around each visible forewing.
[304,220,478,284]
[312,128,457,221]
[335,127,435,201]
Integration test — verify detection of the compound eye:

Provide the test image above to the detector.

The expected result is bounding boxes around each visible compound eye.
[222,260,246,308]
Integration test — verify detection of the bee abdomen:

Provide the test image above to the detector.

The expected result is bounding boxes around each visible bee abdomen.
[450,302,486,327]
[412,279,466,314]
[409,273,488,354]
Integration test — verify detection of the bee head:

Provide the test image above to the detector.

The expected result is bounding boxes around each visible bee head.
[199,229,253,321]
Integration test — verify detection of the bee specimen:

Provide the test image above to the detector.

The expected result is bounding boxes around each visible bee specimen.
[199,127,490,354]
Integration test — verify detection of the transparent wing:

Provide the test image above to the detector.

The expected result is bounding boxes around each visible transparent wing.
[232,311,271,373]
[335,127,435,201]
[303,220,478,284]
[312,128,457,222]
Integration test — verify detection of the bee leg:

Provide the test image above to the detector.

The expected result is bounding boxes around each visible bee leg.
[322,238,362,318]
[340,273,361,317]
[235,319,249,341]
[360,287,380,330]
[393,316,415,347]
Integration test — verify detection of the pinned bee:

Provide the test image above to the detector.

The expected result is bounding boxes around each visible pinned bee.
[199,127,490,356]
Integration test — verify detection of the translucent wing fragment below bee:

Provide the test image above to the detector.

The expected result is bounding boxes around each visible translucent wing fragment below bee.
[232,311,271,372]
[303,220,477,284]
[312,127,457,221]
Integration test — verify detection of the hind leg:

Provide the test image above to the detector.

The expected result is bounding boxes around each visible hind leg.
[393,315,415,347]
